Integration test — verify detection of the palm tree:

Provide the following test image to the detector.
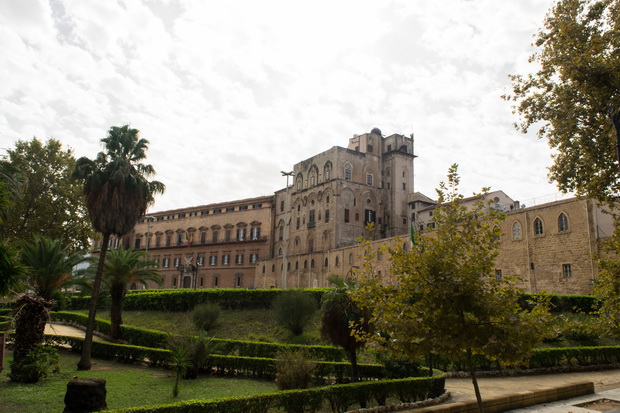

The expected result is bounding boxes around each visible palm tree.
[73,125,165,370]
[19,235,86,300]
[10,236,85,383]
[320,275,371,381]
[0,242,26,298]
[102,246,160,340]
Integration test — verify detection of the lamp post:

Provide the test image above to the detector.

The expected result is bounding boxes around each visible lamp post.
[281,170,294,289]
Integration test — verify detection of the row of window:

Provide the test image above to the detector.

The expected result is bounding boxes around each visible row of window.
[165,274,244,288]
[294,163,379,190]
[134,227,262,249]
[158,253,259,268]
[512,213,569,239]
[138,203,264,223]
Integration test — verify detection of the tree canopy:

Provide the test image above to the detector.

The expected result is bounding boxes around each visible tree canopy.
[352,165,551,412]
[504,0,620,203]
[0,138,94,251]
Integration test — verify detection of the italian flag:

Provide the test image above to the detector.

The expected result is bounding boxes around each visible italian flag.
[186,231,192,247]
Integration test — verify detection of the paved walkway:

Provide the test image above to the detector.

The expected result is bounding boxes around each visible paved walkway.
[400,369,620,412]
[44,323,104,341]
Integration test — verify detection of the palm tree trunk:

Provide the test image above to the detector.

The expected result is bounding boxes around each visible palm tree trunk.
[348,349,359,382]
[109,283,124,340]
[77,233,110,370]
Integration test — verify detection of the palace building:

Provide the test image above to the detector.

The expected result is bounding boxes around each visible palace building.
[106,128,615,295]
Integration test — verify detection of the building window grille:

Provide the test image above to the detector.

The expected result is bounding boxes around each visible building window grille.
[250,253,258,263]
[512,221,522,239]
[223,254,230,265]
[366,173,373,186]
[235,254,243,265]
[251,227,260,240]
[344,168,351,180]
[209,255,217,266]
[534,218,544,235]
[558,213,569,232]
[563,264,572,278]
[174,257,180,267]
[344,209,350,223]
[237,228,246,241]
[163,258,170,268]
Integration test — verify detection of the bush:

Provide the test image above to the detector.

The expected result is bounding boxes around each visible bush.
[9,345,59,383]
[273,290,318,336]
[275,350,316,390]
[192,303,221,332]
[167,331,212,379]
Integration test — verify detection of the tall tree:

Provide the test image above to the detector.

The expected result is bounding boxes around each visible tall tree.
[504,0,620,203]
[73,125,165,370]
[0,138,94,251]
[352,165,551,413]
[320,275,371,381]
[101,246,160,340]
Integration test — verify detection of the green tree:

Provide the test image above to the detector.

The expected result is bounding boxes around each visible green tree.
[0,243,27,297]
[0,138,94,251]
[73,125,165,370]
[273,290,318,336]
[320,275,371,381]
[504,0,620,203]
[101,246,160,340]
[352,165,551,413]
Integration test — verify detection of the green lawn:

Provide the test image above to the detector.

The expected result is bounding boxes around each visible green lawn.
[0,349,277,413]
[74,307,324,344]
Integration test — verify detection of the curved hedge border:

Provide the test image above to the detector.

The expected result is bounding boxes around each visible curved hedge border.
[51,311,347,361]
[39,334,385,382]
[108,376,446,413]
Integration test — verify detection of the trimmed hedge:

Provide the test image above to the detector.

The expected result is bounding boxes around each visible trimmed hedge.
[51,311,347,361]
[107,375,446,413]
[520,293,599,314]
[39,334,384,382]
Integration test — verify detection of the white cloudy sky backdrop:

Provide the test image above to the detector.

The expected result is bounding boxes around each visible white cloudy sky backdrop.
[0,0,565,212]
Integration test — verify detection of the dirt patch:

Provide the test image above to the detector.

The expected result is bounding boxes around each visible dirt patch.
[575,398,620,412]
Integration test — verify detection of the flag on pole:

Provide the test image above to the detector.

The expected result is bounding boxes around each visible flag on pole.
[186,231,192,248]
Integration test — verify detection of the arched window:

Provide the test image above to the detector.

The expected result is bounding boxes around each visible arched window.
[304,260,308,269]
[348,253,353,265]
[558,213,569,232]
[295,261,299,270]
[512,221,522,239]
[335,256,340,267]
[296,174,303,191]
[262,265,265,274]
[278,248,282,256]
[311,259,315,269]
[534,218,544,235]
[324,257,329,267]
[324,162,332,181]
[493,225,500,241]
[344,162,352,181]
[271,264,275,272]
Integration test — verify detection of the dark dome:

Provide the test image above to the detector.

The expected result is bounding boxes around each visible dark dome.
[371,127,382,136]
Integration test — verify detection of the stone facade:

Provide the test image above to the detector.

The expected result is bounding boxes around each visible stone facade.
[102,128,617,295]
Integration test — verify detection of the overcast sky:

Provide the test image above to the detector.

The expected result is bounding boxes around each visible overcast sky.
[0,0,567,213]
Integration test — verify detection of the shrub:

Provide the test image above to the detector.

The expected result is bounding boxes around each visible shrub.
[192,303,221,332]
[167,331,213,379]
[273,290,318,335]
[8,345,59,383]
[275,350,316,390]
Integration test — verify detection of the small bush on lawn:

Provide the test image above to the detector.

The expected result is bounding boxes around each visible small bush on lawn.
[167,331,212,379]
[9,345,60,383]
[273,290,318,336]
[275,350,316,390]
[192,303,221,332]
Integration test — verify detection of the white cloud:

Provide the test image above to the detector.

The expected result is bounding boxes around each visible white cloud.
[0,0,563,212]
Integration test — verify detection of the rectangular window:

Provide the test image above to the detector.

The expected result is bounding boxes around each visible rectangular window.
[209,255,217,266]
[173,257,180,267]
[163,258,170,268]
[197,255,204,266]
[200,231,206,244]
[366,173,373,186]
[226,207,234,212]
[367,144,373,153]
[223,254,230,265]
[155,236,161,248]
[189,211,197,217]
[239,205,248,210]
[212,231,219,243]
[176,233,182,246]
[344,209,350,223]
[237,228,246,241]
[309,210,316,227]
[157,216,164,221]
[135,238,141,249]
[167,215,174,220]
[280,200,285,212]
[178,213,185,218]
[402,183,406,190]
[495,269,502,280]
[235,254,243,265]
[253,203,262,209]
[325,209,330,223]
[355,212,359,221]
[251,227,260,240]
[563,264,572,278]
[213,208,221,214]
[250,253,258,263]
[214,276,219,287]
[166,236,171,247]
[201,210,209,215]
[296,217,300,230]
[364,209,375,225]
[225,230,231,242]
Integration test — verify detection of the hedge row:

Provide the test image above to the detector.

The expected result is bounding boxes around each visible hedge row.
[519,293,599,314]
[51,311,346,361]
[432,345,620,372]
[40,334,384,382]
[108,376,446,413]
